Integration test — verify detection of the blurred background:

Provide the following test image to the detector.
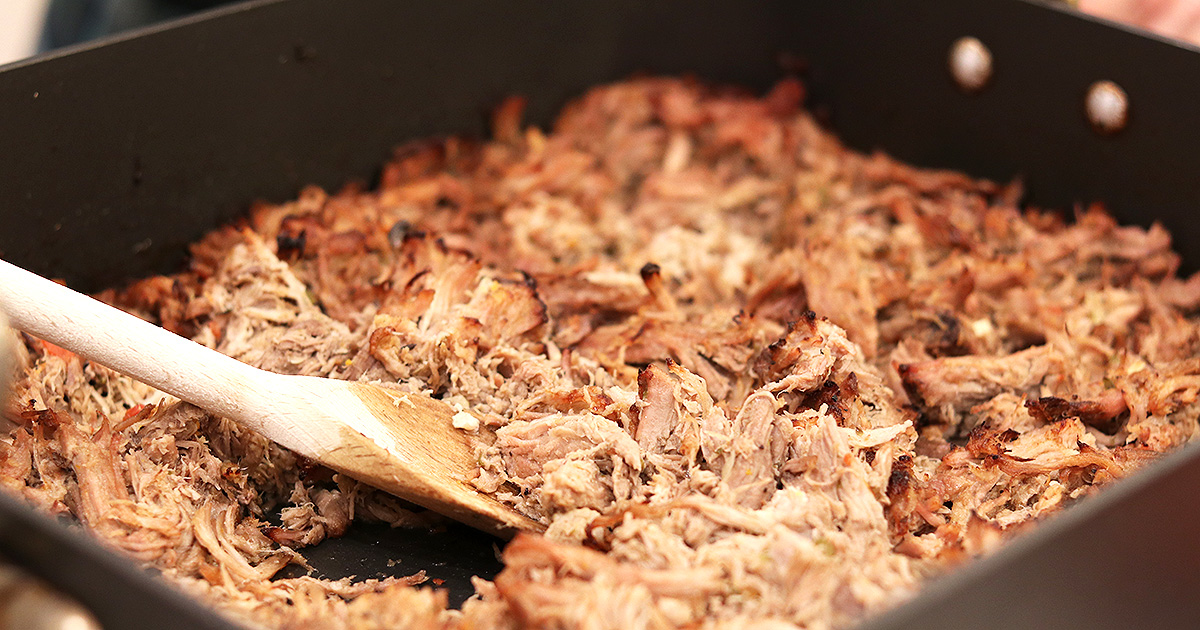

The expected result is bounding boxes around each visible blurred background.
[0,0,49,65]
[0,0,234,65]
[1,0,1199,67]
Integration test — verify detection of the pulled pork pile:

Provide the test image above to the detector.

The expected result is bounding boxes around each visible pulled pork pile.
[4,77,1200,629]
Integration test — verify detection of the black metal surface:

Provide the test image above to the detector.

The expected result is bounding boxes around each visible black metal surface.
[0,489,242,630]
[274,522,503,608]
[2,0,1200,628]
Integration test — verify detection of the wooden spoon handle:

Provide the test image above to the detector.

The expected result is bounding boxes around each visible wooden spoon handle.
[0,258,269,431]
[0,259,542,536]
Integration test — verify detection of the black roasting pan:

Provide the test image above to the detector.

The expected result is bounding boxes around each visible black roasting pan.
[2,1,1200,628]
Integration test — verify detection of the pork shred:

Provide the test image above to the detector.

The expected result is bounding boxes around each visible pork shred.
[3,76,1200,629]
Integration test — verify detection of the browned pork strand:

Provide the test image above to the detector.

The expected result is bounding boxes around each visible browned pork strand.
[3,76,1200,630]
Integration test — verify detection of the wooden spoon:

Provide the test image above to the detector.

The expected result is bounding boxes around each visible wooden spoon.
[0,259,542,537]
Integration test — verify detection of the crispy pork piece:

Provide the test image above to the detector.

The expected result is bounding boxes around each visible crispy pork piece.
[898,345,1058,430]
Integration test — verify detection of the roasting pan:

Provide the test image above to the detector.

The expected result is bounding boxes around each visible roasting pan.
[2,1,1200,628]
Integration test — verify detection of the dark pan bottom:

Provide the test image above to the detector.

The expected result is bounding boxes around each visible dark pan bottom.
[274,522,504,608]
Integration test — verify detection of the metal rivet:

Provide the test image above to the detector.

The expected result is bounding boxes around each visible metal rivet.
[1086,80,1128,135]
[949,37,992,93]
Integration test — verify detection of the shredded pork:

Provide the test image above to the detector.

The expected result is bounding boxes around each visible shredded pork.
[3,76,1200,629]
